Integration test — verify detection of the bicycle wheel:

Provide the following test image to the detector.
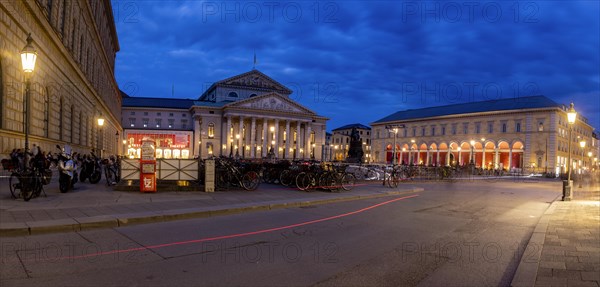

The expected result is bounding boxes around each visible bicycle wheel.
[105,167,116,185]
[318,172,332,191]
[280,169,291,186]
[341,173,355,191]
[295,172,310,191]
[387,171,399,188]
[21,173,35,201]
[242,171,260,191]
[9,172,21,199]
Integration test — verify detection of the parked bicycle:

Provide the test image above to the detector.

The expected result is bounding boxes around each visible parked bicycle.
[215,157,260,191]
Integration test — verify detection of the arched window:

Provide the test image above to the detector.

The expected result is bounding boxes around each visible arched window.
[228,92,238,98]
[208,123,215,138]
[250,93,257,97]
[207,143,214,155]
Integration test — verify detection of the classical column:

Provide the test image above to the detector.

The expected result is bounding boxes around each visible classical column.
[296,121,301,159]
[426,148,430,166]
[508,148,513,171]
[226,116,232,156]
[494,148,500,169]
[458,149,462,165]
[446,149,451,166]
[274,119,280,158]
[285,120,290,159]
[482,147,486,168]
[436,149,440,166]
[250,117,256,158]
[237,116,244,157]
[262,119,268,157]
[305,122,312,159]
[194,116,201,158]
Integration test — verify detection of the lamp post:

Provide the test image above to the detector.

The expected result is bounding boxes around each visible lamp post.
[21,33,38,168]
[97,117,104,158]
[579,140,586,188]
[563,103,577,201]
[383,125,401,186]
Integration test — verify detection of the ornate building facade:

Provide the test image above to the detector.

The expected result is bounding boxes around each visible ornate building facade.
[0,0,122,157]
[371,96,597,174]
[121,70,328,160]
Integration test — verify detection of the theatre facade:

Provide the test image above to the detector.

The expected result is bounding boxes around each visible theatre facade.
[122,70,328,160]
[371,96,597,174]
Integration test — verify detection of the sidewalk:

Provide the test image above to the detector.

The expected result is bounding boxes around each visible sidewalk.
[512,181,600,287]
[0,178,422,236]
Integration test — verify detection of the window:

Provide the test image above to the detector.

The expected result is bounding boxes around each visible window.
[475,123,480,134]
[441,127,446,135]
[412,128,416,136]
[142,118,149,128]
[463,123,468,134]
[516,123,521,132]
[168,119,174,128]
[502,123,507,133]
[538,122,544,132]
[208,123,215,138]
[144,112,148,116]
[452,125,457,135]
[228,92,238,98]
[310,132,315,143]
[367,131,370,135]
[182,113,186,117]
[431,127,435,136]
[403,129,407,137]
[488,123,493,133]
[250,94,257,97]
[207,143,214,155]
[169,113,174,117]
[182,119,188,129]
[155,119,161,128]
[157,112,161,116]
[421,128,425,136]
[130,111,135,115]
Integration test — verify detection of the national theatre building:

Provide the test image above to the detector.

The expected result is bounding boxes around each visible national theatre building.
[371,96,597,174]
[122,70,328,160]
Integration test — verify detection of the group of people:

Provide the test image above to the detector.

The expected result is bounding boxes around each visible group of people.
[8,145,50,171]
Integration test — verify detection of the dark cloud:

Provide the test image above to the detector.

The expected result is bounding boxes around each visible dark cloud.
[114,0,600,130]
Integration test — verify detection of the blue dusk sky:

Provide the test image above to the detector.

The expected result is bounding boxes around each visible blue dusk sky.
[113,1,600,132]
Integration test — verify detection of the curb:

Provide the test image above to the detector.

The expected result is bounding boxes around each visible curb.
[510,194,560,287]
[0,188,423,237]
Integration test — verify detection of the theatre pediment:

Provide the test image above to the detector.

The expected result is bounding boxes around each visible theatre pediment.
[225,93,315,114]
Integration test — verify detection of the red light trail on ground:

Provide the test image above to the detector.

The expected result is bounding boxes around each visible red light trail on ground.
[54,194,419,261]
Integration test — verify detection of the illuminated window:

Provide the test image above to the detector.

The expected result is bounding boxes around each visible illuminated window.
[208,123,215,138]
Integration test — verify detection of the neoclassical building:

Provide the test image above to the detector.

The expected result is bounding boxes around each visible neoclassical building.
[121,70,329,160]
[0,0,122,157]
[371,96,597,174]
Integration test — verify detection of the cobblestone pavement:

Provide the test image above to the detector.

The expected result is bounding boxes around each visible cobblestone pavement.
[533,181,600,287]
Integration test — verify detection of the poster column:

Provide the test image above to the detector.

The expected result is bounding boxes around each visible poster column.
[140,139,157,192]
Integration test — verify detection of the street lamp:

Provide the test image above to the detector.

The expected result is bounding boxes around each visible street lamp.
[563,103,576,201]
[579,140,586,188]
[21,33,38,168]
[97,117,105,158]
